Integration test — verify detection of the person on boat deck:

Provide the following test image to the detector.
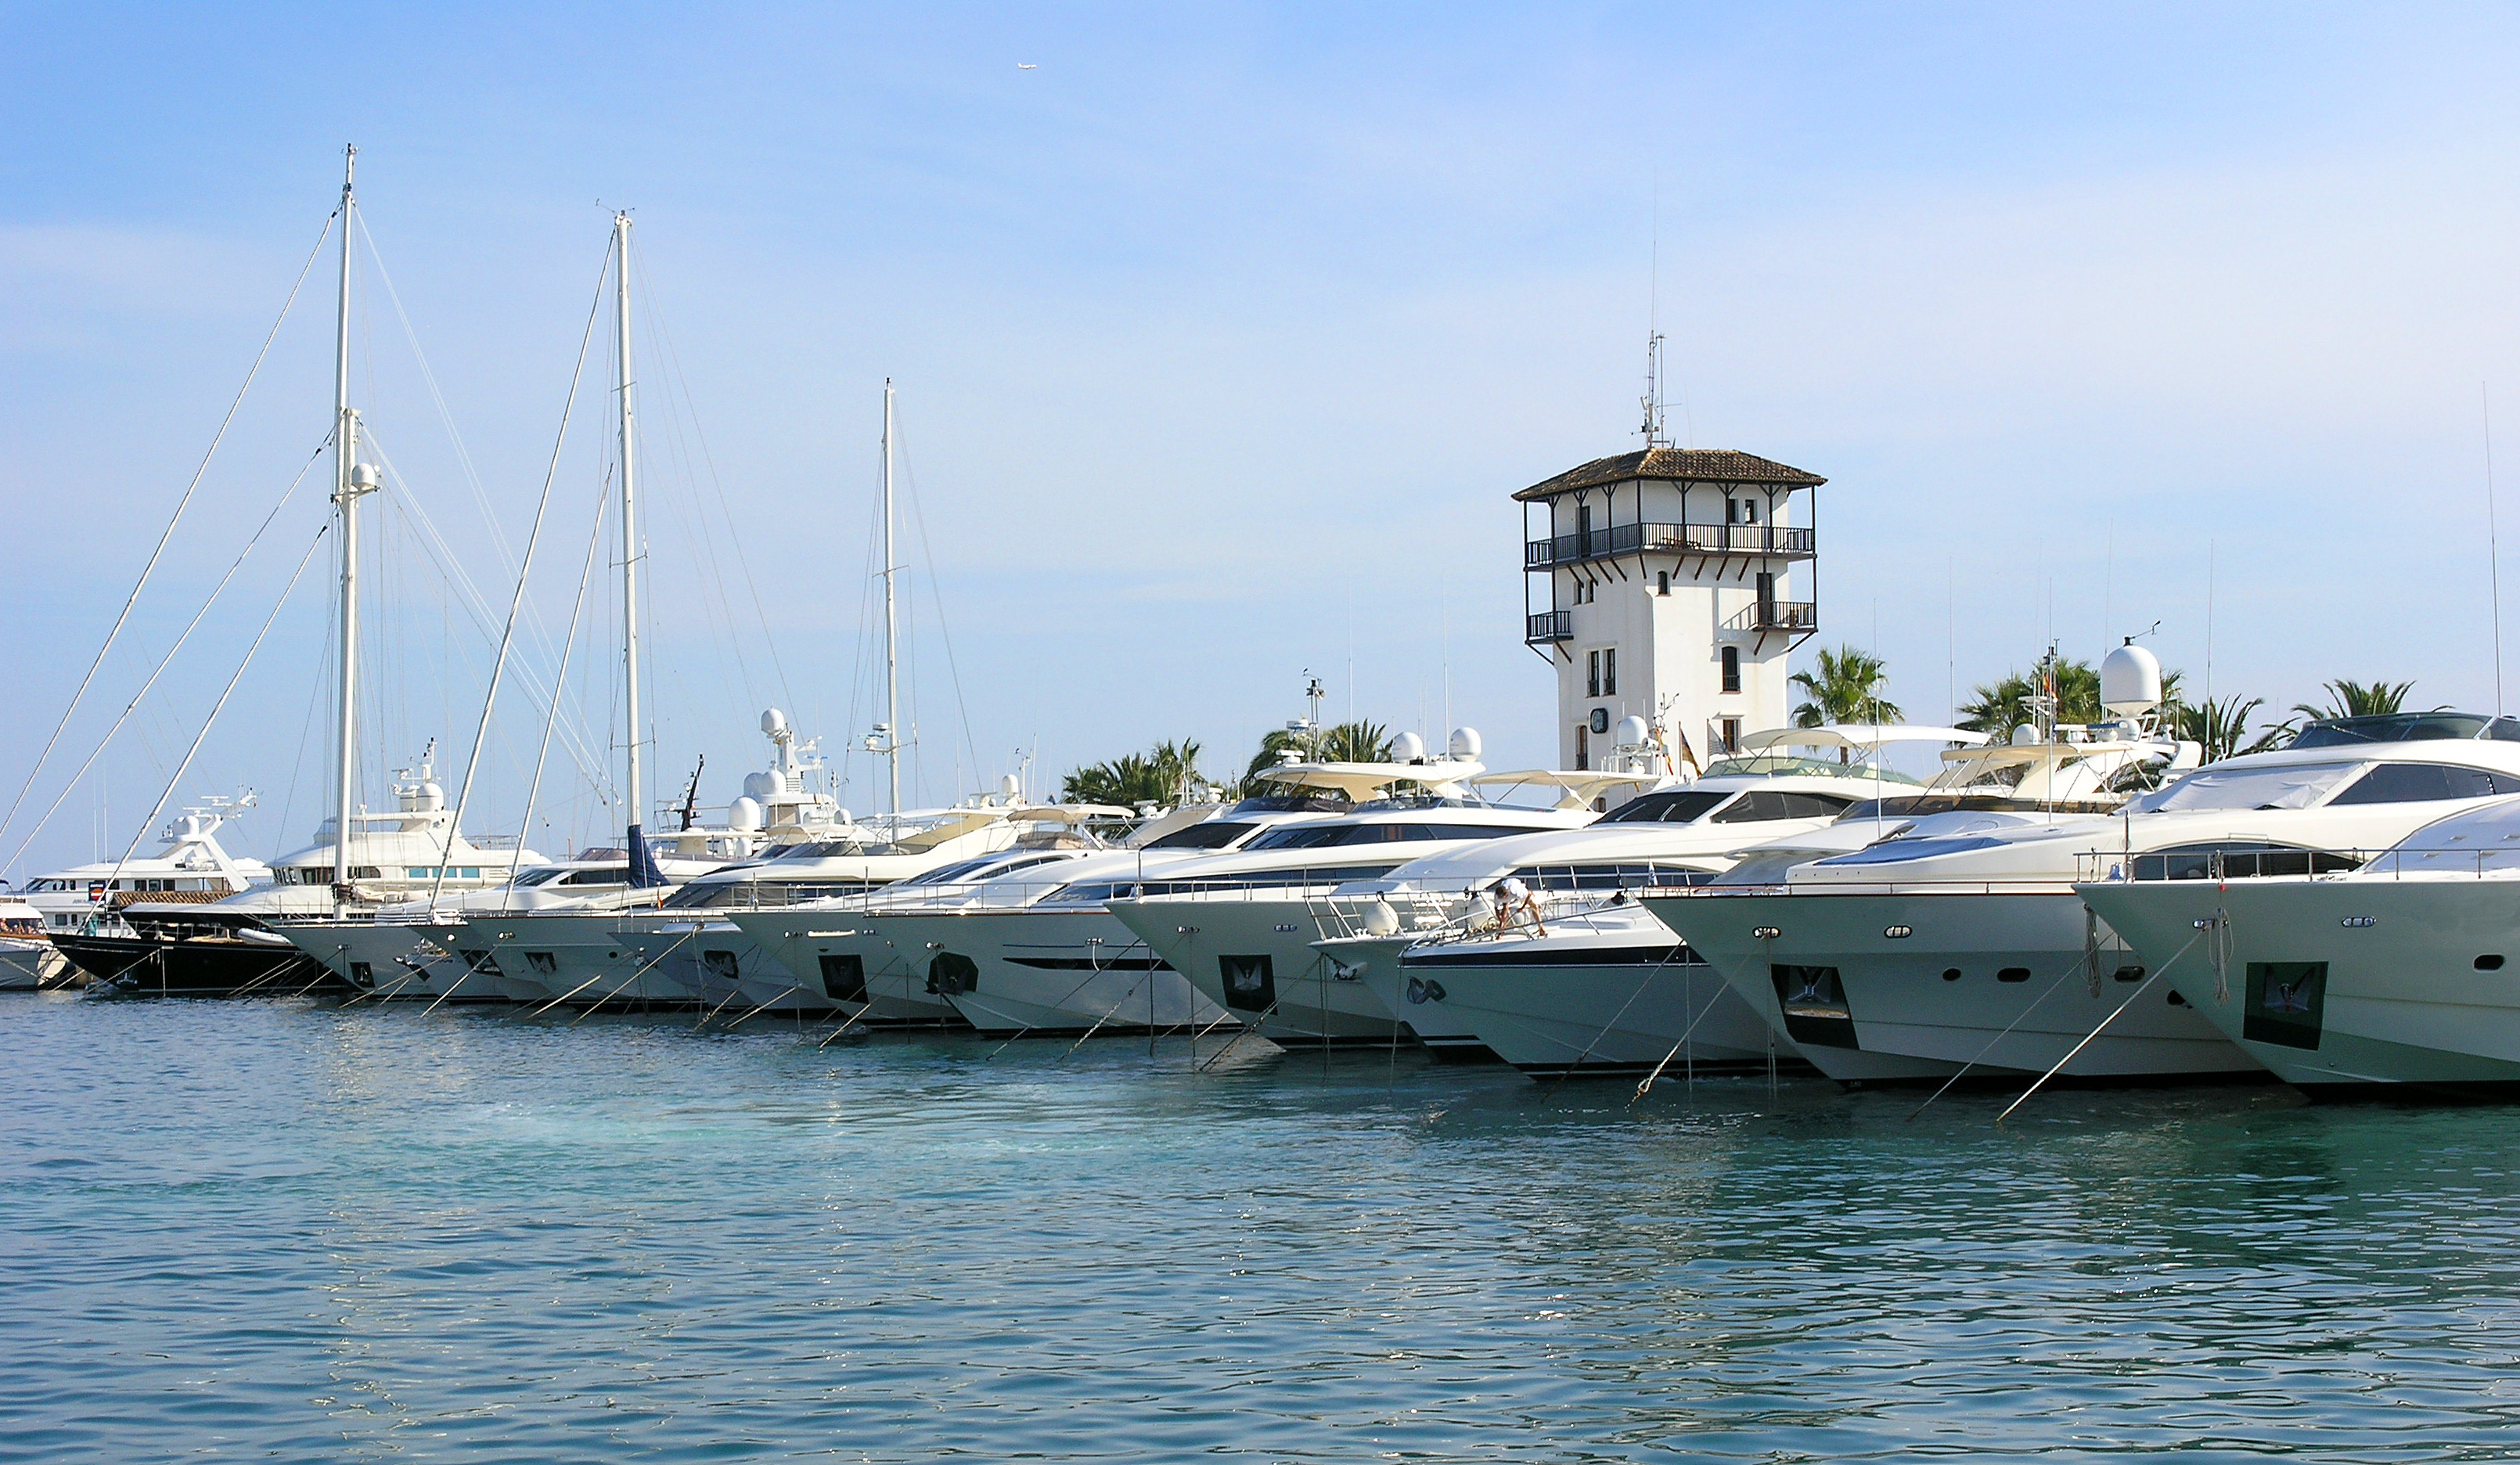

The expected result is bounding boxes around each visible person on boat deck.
[1489,874,1547,938]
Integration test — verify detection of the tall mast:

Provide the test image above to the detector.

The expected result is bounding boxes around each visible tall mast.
[614,211,650,871]
[330,144,365,895]
[882,380,900,816]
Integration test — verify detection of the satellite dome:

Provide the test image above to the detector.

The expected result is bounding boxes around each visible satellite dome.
[1391,731,1426,763]
[2101,643,2165,716]
[728,797,764,832]
[1448,726,1483,760]
[1615,715,1650,747]
[760,708,790,738]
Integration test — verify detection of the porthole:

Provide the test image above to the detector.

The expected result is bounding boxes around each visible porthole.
[2479,955,2507,971]
[1940,967,1961,982]
[1996,967,2029,984]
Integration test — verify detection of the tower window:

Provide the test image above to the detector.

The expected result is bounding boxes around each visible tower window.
[1722,646,1741,694]
[1602,648,1617,696]
[1657,571,1670,596]
[1586,650,1601,699]
[1575,722,1589,770]
[1726,498,1740,524]
[1721,717,1742,752]
[1744,499,1760,524]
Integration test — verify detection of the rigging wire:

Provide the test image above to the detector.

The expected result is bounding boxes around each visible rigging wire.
[105,524,332,886]
[0,210,337,872]
[355,213,516,574]
[892,407,986,797]
[628,239,797,715]
[2,437,331,877]
[427,229,611,903]
[513,477,614,890]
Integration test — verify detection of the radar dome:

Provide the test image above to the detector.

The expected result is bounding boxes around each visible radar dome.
[761,707,790,738]
[1448,726,1483,760]
[1000,773,1022,800]
[2101,643,2164,716]
[1391,731,1426,763]
[728,796,764,832]
[742,771,775,801]
[1615,715,1650,747]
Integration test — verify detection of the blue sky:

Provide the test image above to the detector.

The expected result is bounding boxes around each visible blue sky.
[5,4,2520,870]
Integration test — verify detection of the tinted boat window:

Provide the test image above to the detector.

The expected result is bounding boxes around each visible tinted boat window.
[1600,790,1728,824]
[2291,713,2493,747]
[1141,821,1258,851]
[2327,763,2520,805]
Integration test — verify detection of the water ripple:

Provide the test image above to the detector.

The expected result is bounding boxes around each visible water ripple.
[5,992,2520,1460]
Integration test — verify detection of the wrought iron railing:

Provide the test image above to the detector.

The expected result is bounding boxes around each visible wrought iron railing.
[1526,522,1814,567]
[1723,599,1817,633]
[1525,610,1573,643]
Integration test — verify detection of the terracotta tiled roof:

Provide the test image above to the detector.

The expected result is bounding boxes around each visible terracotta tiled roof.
[1514,447,1826,501]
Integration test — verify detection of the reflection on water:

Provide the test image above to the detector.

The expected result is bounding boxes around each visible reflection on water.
[5,992,2520,1461]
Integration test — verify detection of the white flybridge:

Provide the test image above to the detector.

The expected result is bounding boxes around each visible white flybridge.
[1518,433,1823,772]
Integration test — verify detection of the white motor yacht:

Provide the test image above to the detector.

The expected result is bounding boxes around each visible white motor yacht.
[727,844,1108,1024]
[1330,725,1988,1074]
[1103,739,1603,1046]
[2079,772,2520,1094]
[20,796,268,937]
[1652,700,2520,1085]
[858,783,1384,1038]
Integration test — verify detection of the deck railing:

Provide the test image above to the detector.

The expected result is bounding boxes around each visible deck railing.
[1526,521,1814,567]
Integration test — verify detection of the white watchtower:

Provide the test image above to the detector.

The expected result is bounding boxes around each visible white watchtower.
[1517,446,1823,770]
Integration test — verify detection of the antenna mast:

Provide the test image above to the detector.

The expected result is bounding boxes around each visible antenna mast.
[1640,330,1669,448]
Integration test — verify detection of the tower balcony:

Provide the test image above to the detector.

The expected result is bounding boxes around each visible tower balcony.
[1723,599,1818,635]
[1525,610,1574,644]
[1525,521,1814,569]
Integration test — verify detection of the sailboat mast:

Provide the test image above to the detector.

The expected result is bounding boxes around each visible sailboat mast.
[615,212,646,852]
[330,144,360,894]
[883,380,900,816]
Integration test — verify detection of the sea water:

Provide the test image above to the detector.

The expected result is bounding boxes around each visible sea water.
[5,992,2520,1462]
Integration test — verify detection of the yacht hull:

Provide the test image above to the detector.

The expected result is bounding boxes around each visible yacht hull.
[1647,889,2259,1083]
[1328,934,1496,1061]
[0,939,67,991]
[57,930,336,999]
[448,912,691,1008]
[878,907,1227,1038]
[281,920,495,1002]
[2081,876,2520,1092]
[1107,895,1405,1046]
[1393,906,1779,1077]
[729,911,962,1025]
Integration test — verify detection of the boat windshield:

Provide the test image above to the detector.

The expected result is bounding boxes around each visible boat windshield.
[1222,792,1352,815]
[2127,761,2363,814]
[1699,754,1920,783]
[2291,713,2520,747]
[1599,790,1730,824]
[507,866,573,887]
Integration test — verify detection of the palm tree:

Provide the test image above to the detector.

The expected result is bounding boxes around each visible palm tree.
[2292,679,2416,722]
[2170,695,2292,762]
[1061,737,1205,807]
[1958,658,2104,737]
[1240,719,1391,790]
[1791,646,1900,729]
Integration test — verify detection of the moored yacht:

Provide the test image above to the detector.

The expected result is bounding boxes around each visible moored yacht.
[1330,725,1986,1073]
[1653,697,2520,1085]
[1102,736,1600,1046]
[19,795,268,937]
[0,893,66,989]
[2079,767,2520,1093]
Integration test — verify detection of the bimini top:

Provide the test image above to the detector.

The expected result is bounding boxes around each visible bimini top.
[1739,725,1989,756]
[1514,447,1825,501]
[2291,712,2520,748]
